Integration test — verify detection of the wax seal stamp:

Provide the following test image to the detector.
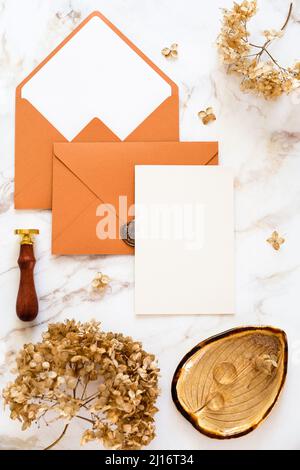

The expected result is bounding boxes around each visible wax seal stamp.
[120,219,135,247]
[15,229,39,322]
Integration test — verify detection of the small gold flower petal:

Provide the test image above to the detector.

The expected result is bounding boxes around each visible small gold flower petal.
[198,107,216,125]
[162,43,178,59]
[92,272,111,291]
[161,47,171,57]
[266,231,285,251]
[92,279,100,289]
[100,275,110,286]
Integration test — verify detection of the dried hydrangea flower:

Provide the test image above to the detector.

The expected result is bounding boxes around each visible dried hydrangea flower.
[92,272,110,292]
[198,107,216,125]
[263,29,284,41]
[266,231,285,251]
[293,62,300,80]
[3,320,160,450]
[161,43,178,58]
[217,1,299,100]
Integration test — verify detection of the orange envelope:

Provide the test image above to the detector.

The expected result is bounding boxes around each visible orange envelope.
[15,11,179,210]
[52,142,218,255]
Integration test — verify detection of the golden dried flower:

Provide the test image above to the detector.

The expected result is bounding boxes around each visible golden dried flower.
[263,29,283,41]
[198,107,216,125]
[293,62,300,80]
[92,272,110,292]
[266,231,285,251]
[2,320,160,450]
[217,2,299,100]
[162,43,178,58]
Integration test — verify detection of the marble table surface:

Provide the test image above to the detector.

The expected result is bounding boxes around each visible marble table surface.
[1,0,300,450]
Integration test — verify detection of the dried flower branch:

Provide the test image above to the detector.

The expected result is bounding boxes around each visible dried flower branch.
[217,1,300,99]
[2,320,160,450]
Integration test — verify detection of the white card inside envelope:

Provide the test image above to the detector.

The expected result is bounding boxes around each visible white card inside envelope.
[21,16,171,141]
[135,166,235,315]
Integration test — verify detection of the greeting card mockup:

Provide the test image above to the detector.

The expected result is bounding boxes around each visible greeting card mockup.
[135,165,235,315]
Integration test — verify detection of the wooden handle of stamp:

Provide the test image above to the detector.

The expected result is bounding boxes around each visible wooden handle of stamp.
[16,244,39,322]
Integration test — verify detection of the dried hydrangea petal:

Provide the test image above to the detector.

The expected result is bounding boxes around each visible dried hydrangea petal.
[161,47,171,57]
[162,43,178,59]
[91,279,100,289]
[198,108,216,125]
[100,275,110,285]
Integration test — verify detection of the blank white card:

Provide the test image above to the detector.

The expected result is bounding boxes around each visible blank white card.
[135,166,235,315]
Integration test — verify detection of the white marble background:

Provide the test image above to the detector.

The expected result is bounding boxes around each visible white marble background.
[0,0,300,450]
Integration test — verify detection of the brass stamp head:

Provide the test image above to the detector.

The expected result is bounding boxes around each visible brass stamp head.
[15,229,40,245]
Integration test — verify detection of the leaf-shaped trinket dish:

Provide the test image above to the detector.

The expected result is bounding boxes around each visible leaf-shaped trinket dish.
[172,326,288,439]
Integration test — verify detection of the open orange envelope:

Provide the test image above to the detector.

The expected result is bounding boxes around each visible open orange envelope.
[52,142,218,255]
[15,11,179,210]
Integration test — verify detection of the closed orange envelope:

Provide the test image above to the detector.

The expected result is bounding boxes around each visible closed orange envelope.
[15,11,179,210]
[52,142,218,255]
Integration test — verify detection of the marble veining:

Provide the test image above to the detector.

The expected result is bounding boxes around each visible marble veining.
[0,0,300,450]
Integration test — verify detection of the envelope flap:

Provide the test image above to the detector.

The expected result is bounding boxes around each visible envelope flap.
[19,11,177,142]
[53,141,218,210]
[54,143,133,206]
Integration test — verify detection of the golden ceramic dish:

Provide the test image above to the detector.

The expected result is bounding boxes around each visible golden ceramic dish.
[172,326,288,439]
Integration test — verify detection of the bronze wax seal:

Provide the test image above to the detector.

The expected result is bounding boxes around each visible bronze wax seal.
[120,219,135,247]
